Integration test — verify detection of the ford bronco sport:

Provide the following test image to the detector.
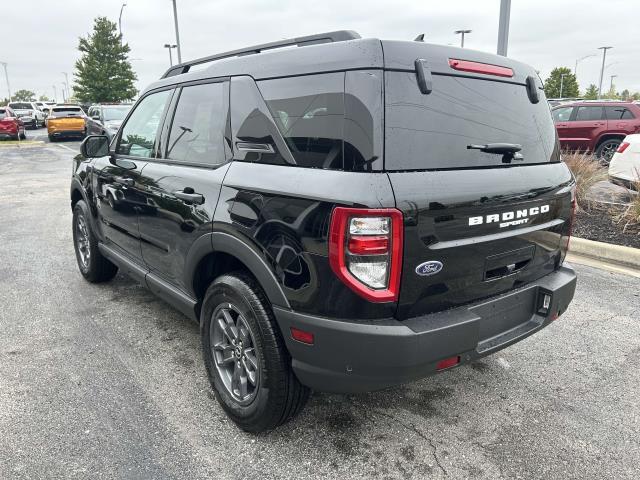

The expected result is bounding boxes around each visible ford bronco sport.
[71,31,577,432]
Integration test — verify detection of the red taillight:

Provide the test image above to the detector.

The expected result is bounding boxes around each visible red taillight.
[436,356,461,371]
[617,142,630,154]
[329,207,403,302]
[290,327,314,345]
[448,58,514,78]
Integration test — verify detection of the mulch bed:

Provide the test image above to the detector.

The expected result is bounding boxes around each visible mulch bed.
[573,205,640,249]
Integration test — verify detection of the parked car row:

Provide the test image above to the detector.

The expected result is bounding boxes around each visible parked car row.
[552,101,640,163]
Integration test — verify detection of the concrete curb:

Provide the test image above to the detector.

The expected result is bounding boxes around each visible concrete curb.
[569,236,640,270]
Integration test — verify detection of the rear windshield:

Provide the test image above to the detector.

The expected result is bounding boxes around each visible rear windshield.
[9,103,31,110]
[385,72,558,170]
[51,107,83,117]
[0,109,6,119]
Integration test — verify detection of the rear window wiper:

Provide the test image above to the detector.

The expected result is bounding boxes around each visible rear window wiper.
[467,143,523,163]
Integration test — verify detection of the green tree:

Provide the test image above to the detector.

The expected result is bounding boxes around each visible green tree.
[13,89,36,101]
[583,84,598,100]
[620,89,630,101]
[38,94,51,101]
[544,67,579,98]
[73,17,137,103]
[632,92,640,101]
[603,85,619,100]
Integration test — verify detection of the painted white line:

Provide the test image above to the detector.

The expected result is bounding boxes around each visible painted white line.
[57,144,78,153]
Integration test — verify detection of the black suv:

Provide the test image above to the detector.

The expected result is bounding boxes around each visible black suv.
[71,31,577,432]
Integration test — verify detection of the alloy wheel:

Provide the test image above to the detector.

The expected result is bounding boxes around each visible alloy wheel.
[210,303,260,404]
[75,214,91,269]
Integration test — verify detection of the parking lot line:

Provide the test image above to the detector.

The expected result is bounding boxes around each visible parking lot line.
[56,143,78,153]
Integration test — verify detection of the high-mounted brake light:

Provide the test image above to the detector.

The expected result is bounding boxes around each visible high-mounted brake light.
[616,142,630,154]
[329,207,403,302]
[448,58,514,78]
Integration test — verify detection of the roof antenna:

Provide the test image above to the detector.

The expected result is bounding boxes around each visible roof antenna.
[414,34,425,42]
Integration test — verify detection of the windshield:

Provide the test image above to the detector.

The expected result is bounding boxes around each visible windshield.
[9,103,31,110]
[385,72,558,170]
[51,107,83,117]
[103,106,131,122]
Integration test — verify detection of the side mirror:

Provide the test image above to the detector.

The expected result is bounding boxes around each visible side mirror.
[80,135,110,158]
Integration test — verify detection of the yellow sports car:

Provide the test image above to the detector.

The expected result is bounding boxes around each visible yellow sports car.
[47,105,86,141]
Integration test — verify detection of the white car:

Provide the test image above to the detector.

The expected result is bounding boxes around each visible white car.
[7,101,46,129]
[609,134,640,189]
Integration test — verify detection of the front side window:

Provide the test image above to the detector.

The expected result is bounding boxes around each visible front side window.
[166,82,227,165]
[117,90,171,158]
[552,107,573,122]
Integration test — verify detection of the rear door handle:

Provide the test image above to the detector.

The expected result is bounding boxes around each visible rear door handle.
[556,123,568,127]
[174,190,205,205]
[114,177,134,186]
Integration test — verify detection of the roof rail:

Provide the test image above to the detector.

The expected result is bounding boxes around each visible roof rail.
[160,30,361,79]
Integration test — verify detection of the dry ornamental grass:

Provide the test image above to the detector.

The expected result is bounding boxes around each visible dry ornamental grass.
[561,152,607,211]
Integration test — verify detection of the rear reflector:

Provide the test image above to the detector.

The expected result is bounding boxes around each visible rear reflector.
[617,142,630,154]
[290,327,314,345]
[436,356,461,371]
[448,58,514,78]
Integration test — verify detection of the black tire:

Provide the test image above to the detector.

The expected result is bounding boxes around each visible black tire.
[201,272,310,432]
[48,134,55,142]
[19,130,26,140]
[72,200,118,283]
[595,138,621,164]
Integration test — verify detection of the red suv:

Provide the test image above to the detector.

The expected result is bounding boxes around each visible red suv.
[551,101,640,163]
[0,106,26,140]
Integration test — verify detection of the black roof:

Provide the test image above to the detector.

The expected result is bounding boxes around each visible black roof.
[144,30,538,95]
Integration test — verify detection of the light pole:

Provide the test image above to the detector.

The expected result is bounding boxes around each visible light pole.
[454,29,472,48]
[164,44,177,66]
[53,85,57,103]
[497,0,511,56]
[171,0,182,64]
[574,54,595,78]
[119,3,127,41]
[597,46,613,99]
[61,82,67,102]
[0,61,11,101]
[62,72,70,101]
[609,75,617,96]
[559,73,568,98]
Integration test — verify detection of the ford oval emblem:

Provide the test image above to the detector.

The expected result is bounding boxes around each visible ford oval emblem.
[415,261,443,276]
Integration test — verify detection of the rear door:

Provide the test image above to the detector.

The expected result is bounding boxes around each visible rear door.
[136,80,231,292]
[570,105,606,151]
[93,89,173,262]
[383,61,573,319]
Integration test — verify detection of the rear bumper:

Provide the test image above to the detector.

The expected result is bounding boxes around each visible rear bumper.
[275,264,577,393]
[49,129,85,138]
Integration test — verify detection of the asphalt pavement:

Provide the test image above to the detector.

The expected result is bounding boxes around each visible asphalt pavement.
[1,134,639,480]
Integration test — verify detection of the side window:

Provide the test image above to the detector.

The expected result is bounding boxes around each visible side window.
[258,73,345,169]
[117,90,172,158]
[605,106,635,120]
[575,106,603,121]
[552,106,573,122]
[166,82,228,165]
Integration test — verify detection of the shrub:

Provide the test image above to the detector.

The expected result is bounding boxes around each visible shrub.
[562,152,607,210]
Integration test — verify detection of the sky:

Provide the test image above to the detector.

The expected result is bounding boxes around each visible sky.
[2,0,638,101]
